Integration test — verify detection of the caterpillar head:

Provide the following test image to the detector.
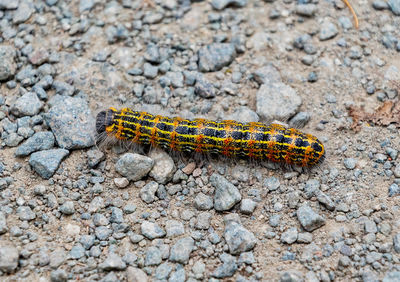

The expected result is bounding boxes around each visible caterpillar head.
[96,108,117,134]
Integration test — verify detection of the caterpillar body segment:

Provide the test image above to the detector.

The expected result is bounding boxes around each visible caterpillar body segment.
[96,108,325,167]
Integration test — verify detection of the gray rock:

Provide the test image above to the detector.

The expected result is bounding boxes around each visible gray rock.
[80,235,95,249]
[389,183,400,196]
[116,153,154,181]
[15,131,55,157]
[211,0,247,10]
[280,271,304,282]
[281,227,298,244]
[95,226,112,240]
[211,173,241,211]
[240,199,257,214]
[28,48,49,65]
[87,149,105,168]
[198,43,237,72]
[393,233,400,252]
[304,179,320,198]
[45,96,95,149]
[169,265,186,282]
[256,83,302,121]
[315,190,335,211]
[384,271,400,282]
[29,149,69,179]
[110,207,124,223]
[0,244,19,273]
[372,0,388,9]
[149,150,176,184]
[0,212,7,234]
[59,201,75,215]
[289,112,311,128]
[0,46,17,81]
[145,246,162,266]
[155,262,172,280]
[264,177,280,191]
[194,192,214,210]
[140,181,159,203]
[194,77,216,98]
[227,106,259,123]
[143,63,158,79]
[0,0,18,9]
[141,221,166,239]
[169,237,194,264]
[144,43,162,63]
[388,0,400,15]
[297,204,325,232]
[79,0,95,13]
[52,81,74,96]
[296,4,317,16]
[166,71,184,88]
[126,266,148,282]
[253,64,282,84]
[69,244,85,259]
[50,269,67,282]
[17,206,36,221]
[12,0,33,24]
[224,221,256,254]
[212,253,238,278]
[297,232,313,244]
[49,248,66,269]
[11,92,43,117]
[344,158,356,169]
[196,212,212,229]
[319,21,338,41]
[99,253,127,271]
[5,133,23,147]
[165,220,185,237]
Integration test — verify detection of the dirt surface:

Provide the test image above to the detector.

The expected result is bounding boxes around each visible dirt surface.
[1,0,400,281]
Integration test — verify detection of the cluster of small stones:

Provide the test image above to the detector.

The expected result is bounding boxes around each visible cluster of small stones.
[1,0,400,281]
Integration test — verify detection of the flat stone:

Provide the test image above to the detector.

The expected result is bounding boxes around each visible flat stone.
[141,221,166,239]
[165,220,185,237]
[45,96,95,149]
[211,173,241,211]
[169,237,195,264]
[15,131,55,157]
[0,0,19,9]
[224,221,256,255]
[256,83,302,121]
[99,252,127,271]
[29,149,69,179]
[212,253,238,278]
[211,0,247,10]
[140,181,159,204]
[149,150,176,184]
[319,21,338,41]
[13,0,33,24]
[0,244,19,273]
[11,92,43,117]
[115,153,154,181]
[388,0,400,15]
[126,266,148,282]
[198,43,237,72]
[297,204,325,232]
[0,46,17,81]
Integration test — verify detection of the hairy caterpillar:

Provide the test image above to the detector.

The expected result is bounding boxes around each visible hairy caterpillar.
[96,107,325,167]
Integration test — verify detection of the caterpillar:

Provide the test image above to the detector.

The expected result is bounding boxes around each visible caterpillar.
[96,107,325,167]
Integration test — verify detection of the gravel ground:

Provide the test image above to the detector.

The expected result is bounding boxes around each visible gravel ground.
[1,0,400,281]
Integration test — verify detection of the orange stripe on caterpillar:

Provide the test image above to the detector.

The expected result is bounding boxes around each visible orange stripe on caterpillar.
[96,107,325,167]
